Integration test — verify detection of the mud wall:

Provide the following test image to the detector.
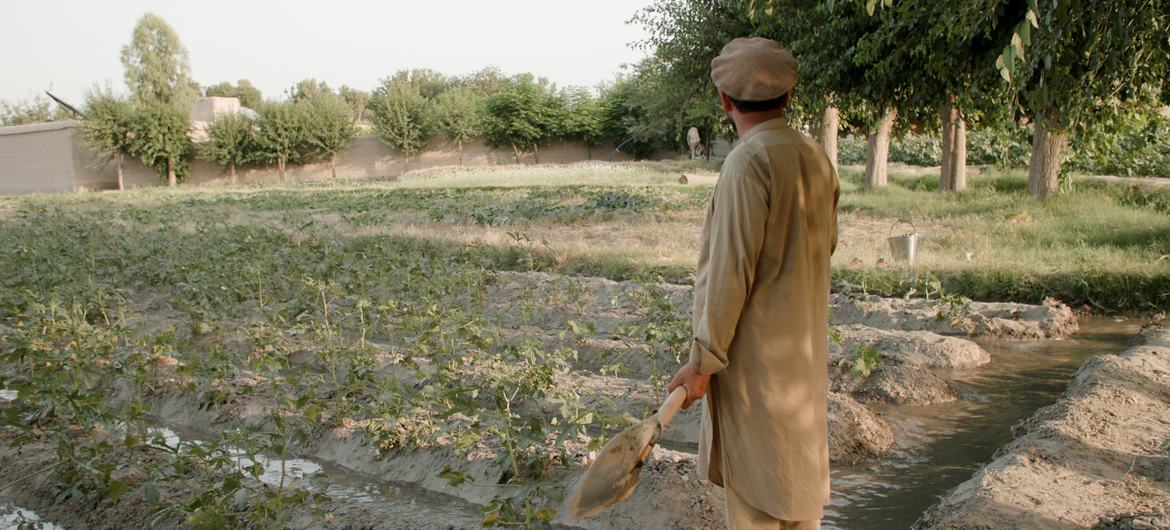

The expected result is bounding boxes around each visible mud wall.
[0,121,80,194]
[0,120,680,194]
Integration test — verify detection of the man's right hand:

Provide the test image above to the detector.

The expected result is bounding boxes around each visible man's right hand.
[666,361,711,409]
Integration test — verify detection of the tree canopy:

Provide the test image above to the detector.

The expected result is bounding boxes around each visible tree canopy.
[205,80,263,109]
[480,75,568,162]
[127,100,192,186]
[120,13,196,105]
[369,77,433,155]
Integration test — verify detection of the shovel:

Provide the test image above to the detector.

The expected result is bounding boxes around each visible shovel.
[569,386,688,519]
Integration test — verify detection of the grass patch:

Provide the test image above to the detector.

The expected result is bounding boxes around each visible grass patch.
[832,166,1169,311]
[1,161,1165,313]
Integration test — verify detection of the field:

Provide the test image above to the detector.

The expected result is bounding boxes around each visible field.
[0,161,1167,529]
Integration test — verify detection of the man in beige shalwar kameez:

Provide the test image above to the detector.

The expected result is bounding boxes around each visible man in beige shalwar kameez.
[667,38,839,530]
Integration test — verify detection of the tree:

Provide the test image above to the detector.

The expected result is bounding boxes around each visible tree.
[120,13,195,105]
[338,85,370,122]
[205,80,263,108]
[463,67,509,97]
[79,89,135,190]
[127,101,192,187]
[199,113,256,183]
[480,75,566,163]
[390,69,453,99]
[562,88,605,159]
[843,0,1015,194]
[254,101,313,181]
[290,78,333,102]
[431,86,483,165]
[779,1,905,190]
[303,93,356,178]
[369,78,433,155]
[977,0,1170,198]
[596,70,682,159]
[631,0,755,153]
[1,95,66,126]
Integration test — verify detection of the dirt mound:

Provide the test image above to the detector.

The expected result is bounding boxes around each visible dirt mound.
[837,363,959,406]
[828,392,896,464]
[913,326,1170,529]
[835,324,990,368]
[831,294,1079,339]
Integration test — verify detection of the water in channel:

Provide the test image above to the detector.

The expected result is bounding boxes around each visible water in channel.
[822,317,1140,530]
[145,421,488,529]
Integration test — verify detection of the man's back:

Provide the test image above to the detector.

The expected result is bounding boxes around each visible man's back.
[691,116,839,521]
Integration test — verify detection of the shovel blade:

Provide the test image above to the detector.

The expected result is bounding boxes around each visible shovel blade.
[569,415,662,519]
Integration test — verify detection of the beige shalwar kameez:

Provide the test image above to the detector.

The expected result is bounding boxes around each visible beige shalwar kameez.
[688,116,839,525]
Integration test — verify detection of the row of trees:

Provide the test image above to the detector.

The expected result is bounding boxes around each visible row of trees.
[82,87,357,187]
[0,95,74,126]
[68,13,692,187]
[630,0,1170,198]
[365,69,615,163]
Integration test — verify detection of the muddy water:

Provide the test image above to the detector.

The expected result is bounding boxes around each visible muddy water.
[823,317,1140,530]
[0,502,65,530]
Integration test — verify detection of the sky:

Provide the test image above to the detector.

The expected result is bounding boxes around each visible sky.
[0,0,654,106]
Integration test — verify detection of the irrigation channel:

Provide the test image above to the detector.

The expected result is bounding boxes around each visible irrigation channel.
[823,316,1141,530]
[0,317,1141,530]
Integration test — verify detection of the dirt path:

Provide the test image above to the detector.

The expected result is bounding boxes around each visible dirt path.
[1077,174,1170,188]
[914,323,1170,529]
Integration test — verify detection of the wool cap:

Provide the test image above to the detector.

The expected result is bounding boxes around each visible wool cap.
[710,38,798,101]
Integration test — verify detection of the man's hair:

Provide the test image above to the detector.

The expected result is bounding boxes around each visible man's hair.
[728,93,789,113]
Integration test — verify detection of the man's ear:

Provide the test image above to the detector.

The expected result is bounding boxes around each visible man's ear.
[719,91,734,112]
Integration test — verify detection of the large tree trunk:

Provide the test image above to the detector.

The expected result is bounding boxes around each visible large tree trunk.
[228,163,237,184]
[818,106,840,174]
[939,104,968,193]
[1028,118,1068,199]
[166,158,177,188]
[278,157,286,181]
[864,109,896,191]
[532,142,540,164]
[331,154,337,179]
[458,141,464,166]
[116,154,124,191]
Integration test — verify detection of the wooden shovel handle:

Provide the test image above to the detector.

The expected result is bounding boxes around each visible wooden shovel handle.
[656,387,689,428]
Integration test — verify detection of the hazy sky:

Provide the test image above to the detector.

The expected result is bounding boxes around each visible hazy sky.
[0,0,654,105]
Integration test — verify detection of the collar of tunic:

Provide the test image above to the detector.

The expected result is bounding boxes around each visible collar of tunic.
[740,116,791,144]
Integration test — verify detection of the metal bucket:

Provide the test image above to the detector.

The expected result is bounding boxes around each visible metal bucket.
[887,219,918,264]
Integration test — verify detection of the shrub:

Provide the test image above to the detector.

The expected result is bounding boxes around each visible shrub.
[1068,109,1170,178]
[838,136,867,165]
[889,134,941,166]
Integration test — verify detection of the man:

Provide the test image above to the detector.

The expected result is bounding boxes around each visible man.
[666,37,839,530]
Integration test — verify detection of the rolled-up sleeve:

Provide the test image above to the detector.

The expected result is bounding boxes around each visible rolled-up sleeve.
[689,151,770,374]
